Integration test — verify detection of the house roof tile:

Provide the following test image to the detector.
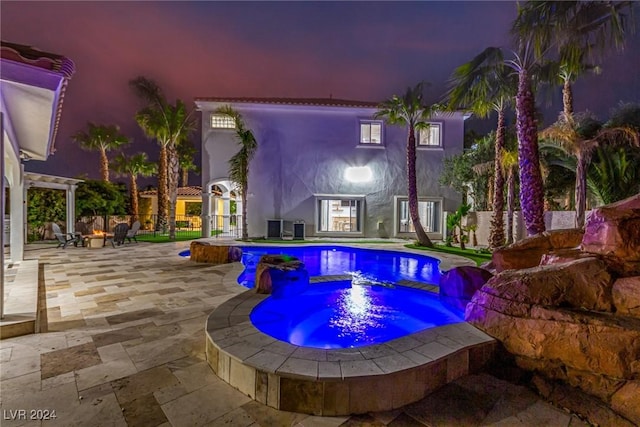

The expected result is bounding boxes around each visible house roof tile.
[194,97,379,108]
[140,186,203,197]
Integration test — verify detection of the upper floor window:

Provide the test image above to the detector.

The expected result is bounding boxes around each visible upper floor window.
[210,114,235,129]
[360,121,383,145]
[418,122,442,147]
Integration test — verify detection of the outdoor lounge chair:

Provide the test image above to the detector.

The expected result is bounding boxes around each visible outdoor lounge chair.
[105,223,129,248]
[51,223,77,249]
[74,221,92,247]
[126,221,141,243]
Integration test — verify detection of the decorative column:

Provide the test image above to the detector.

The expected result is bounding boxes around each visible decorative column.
[11,163,24,262]
[66,184,76,234]
[222,190,231,234]
[202,189,212,238]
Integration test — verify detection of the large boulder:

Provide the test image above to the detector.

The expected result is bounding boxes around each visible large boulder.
[190,242,243,264]
[255,255,309,298]
[439,266,493,311]
[492,229,584,272]
[478,257,614,312]
[612,276,640,317]
[582,193,640,262]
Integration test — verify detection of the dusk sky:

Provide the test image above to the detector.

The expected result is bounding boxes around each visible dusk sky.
[2,1,639,186]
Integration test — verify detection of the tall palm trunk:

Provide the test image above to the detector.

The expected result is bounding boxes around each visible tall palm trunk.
[129,174,139,224]
[157,146,168,231]
[100,149,110,182]
[575,152,589,228]
[489,108,506,249]
[182,168,189,187]
[506,167,516,245]
[407,125,433,247]
[167,144,180,240]
[562,79,573,120]
[516,69,546,236]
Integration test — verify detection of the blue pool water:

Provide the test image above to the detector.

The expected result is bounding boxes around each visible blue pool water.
[237,245,441,288]
[250,280,463,349]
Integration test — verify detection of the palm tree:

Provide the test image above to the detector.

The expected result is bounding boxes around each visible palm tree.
[446,47,517,249]
[130,76,195,240]
[541,112,639,227]
[177,139,199,187]
[216,106,257,241]
[111,152,156,223]
[73,123,129,182]
[500,149,519,245]
[375,83,438,247]
[509,0,634,235]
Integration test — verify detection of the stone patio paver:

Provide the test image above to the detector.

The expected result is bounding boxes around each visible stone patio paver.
[0,241,591,426]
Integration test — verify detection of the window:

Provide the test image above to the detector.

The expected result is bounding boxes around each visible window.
[418,122,442,147]
[316,196,364,233]
[397,198,442,234]
[210,114,235,129]
[360,121,382,144]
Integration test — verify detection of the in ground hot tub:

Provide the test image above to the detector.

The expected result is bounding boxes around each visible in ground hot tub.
[205,269,496,415]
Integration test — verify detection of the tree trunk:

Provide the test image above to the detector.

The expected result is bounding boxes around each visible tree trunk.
[100,149,110,182]
[516,69,546,236]
[167,144,180,241]
[182,168,189,187]
[489,108,506,249]
[575,153,587,228]
[506,167,515,245]
[157,146,168,231]
[563,79,573,121]
[129,173,139,224]
[241,191,248,241]
[407,124,433,247]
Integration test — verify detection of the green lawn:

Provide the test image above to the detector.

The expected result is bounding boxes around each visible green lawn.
[405,243,492,266]
[136,229,222,243]
[246,239,399,244]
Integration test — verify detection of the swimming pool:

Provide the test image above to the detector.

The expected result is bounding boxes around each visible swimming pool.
[250,279,463,349]
[237,245,441,288]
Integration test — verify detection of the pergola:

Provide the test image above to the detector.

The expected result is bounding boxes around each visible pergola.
[24,172,84,237]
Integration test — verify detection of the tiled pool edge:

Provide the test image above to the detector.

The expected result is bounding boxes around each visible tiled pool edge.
[205,288,497,415]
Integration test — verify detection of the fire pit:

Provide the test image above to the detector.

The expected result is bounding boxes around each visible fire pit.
[86,231,107,249]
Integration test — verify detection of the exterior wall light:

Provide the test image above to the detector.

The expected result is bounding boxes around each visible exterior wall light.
[344,166,372,183]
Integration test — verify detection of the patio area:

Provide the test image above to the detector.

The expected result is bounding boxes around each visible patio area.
[0,241,588,426]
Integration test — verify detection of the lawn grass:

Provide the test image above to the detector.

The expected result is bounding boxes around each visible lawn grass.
[136,232,202,243]
[405,243,492,266]
[246,239,399,244]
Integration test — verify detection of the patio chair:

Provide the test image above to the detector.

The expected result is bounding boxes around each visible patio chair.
[51,223,76,249]
[126,221,141,243]
[106,223,129,248]
[74,221,92,247]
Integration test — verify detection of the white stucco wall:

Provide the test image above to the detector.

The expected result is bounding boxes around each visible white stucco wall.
[199,102,466,239]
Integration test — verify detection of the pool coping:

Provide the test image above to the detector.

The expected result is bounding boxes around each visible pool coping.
[205,262,496,415]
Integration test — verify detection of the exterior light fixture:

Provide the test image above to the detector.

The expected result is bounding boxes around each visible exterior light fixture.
[344,166,372,183]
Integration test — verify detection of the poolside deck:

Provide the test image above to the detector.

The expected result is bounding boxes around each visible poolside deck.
[0,241,588,426]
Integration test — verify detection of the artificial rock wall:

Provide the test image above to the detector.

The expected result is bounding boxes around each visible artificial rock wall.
[466,194,640,426]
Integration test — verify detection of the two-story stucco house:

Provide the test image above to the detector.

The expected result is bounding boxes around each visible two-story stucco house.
[195,97,468,240]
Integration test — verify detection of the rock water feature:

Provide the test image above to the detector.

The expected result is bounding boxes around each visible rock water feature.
[254,254,309,298]
[466,194,640,426]
[189,241,243,263]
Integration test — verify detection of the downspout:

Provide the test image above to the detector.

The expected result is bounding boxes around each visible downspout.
[1,112,5,319]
